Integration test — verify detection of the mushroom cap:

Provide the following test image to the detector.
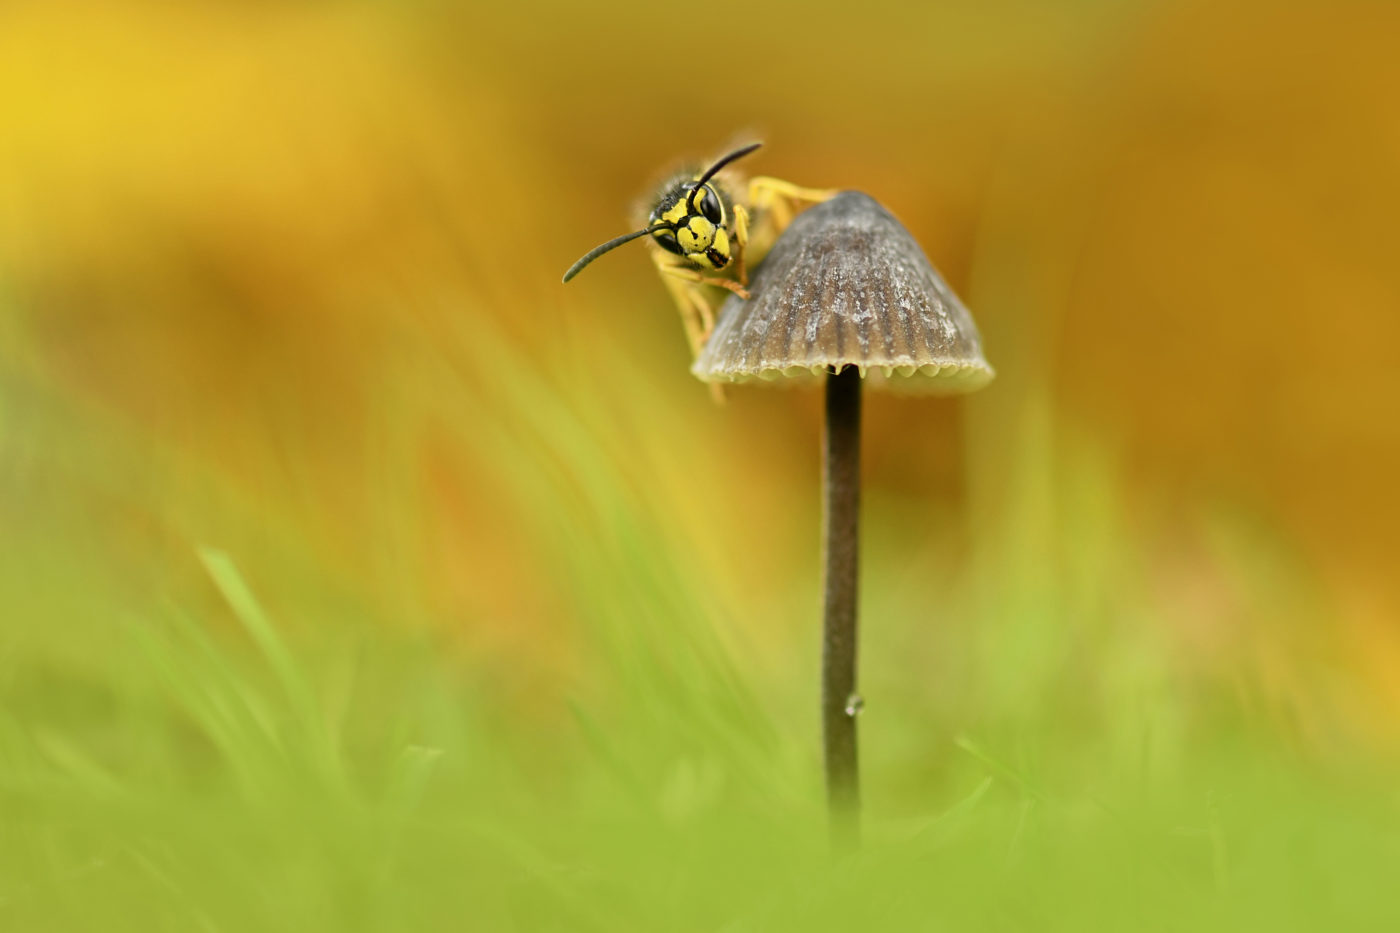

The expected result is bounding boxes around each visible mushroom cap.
[691,192,993,393]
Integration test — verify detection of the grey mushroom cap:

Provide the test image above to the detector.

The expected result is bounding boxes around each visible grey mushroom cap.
[691,191,994,393]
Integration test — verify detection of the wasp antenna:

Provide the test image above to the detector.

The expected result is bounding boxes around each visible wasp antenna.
[696,142,763,188]
[563,225,675,283]
[689,142,762,211]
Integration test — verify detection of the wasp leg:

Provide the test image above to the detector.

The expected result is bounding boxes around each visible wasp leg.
[658,260,749,307]
[732,203,752,287]
[654,257,728,403]
[653,252,711,355]
[653,254,750,346]
[748,176,840,216]
[745,176,840,259]
[653,254,737,403]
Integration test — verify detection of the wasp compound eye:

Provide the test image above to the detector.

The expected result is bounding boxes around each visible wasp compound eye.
[652,229,683,255]
[698,186,723,224]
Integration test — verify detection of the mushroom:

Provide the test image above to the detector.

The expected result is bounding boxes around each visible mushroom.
[692,191,994,842]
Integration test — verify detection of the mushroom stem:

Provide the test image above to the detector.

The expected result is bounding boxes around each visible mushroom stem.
[822,364,861,844]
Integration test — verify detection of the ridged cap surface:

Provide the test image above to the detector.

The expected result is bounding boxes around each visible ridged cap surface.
[692,192,993,393]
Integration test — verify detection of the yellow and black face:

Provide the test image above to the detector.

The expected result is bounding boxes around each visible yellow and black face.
[561,143,761,285]
[648,179,733,271]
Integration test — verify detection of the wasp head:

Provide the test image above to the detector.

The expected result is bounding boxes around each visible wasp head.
[648,180,732,270]
[562,142,761,284]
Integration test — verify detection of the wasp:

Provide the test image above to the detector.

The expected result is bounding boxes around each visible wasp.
[563,142,837,356]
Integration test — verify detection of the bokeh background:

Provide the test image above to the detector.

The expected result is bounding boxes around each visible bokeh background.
[3,0,1399,929]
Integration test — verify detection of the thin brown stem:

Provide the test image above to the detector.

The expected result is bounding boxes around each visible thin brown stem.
[822,365,861,846]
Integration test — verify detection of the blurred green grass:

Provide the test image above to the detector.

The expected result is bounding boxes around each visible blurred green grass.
[3,305,1399,932]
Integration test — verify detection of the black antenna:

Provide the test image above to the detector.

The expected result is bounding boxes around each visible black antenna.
[688,142,763,212]
[562,224,676,283]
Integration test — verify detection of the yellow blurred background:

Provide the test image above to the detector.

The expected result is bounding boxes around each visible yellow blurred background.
[2,0,1398,728]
